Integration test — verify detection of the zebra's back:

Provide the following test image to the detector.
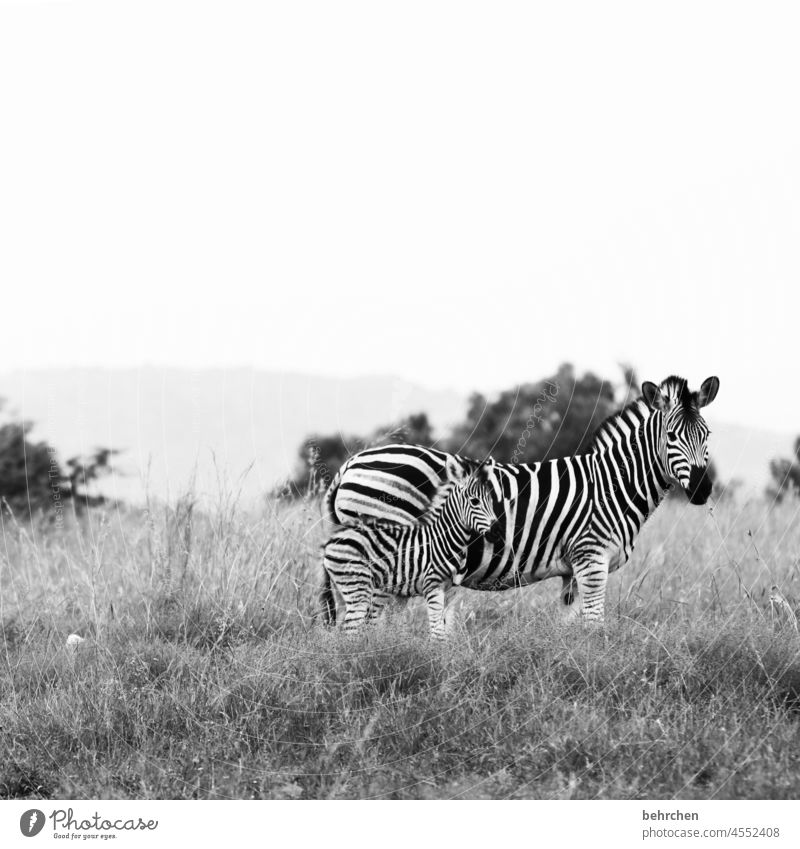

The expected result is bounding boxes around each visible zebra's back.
[327,444,476,527]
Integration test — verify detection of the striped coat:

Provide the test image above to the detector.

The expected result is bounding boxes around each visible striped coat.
[323,376,719,621]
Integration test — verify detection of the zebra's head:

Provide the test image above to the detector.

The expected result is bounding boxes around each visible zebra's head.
[642,375,720,504]
[451,458,502,539]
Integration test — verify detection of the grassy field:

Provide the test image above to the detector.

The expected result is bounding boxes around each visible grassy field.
[1,491,800,800]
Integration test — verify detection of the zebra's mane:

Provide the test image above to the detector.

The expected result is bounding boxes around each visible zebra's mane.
[590,397,650,451]
[590,375,700,451]
[657,375,698,411]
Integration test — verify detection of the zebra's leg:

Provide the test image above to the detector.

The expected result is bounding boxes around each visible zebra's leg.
[339,572,373,634]
[443,584,462,635]
[318,566,338,626]
[572,555,610,624]
[424,583,448,640]
[560,575,580,620]
[561,575,577,606]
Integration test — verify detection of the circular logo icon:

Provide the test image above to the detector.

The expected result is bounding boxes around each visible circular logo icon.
[20,810,46,837]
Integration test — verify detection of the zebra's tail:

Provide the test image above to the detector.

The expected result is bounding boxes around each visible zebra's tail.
[322,466,344,530]
[317,468,343,626]
[318,566,337,626]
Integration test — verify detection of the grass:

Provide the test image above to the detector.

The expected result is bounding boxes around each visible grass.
[1,490,800,799]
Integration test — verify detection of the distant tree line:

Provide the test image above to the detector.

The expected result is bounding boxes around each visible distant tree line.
[0,400,117,523]
[281,363,720,499]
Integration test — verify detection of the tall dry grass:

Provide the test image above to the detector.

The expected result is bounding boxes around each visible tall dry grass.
[1,490,799,799]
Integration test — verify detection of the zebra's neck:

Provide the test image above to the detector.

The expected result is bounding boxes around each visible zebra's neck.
[424,495,472,559]
[590,399,671,531]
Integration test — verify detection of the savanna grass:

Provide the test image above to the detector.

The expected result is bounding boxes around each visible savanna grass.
[1,491,799,799]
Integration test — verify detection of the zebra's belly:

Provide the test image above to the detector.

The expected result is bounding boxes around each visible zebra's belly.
[460,539,571,591]
[460,565,570,592]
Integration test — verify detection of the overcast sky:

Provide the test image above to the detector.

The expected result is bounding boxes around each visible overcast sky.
[1,1,799,431]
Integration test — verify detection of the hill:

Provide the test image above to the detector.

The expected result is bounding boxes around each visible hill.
[0,368,791,503]
[0,368,465,504]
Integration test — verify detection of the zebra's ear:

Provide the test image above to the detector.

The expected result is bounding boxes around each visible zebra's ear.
[445,456,470,483]
[642,381,667,411]
[697,376,720,408]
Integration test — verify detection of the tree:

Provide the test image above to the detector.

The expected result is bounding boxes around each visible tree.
[445,363,622,464]
[279,412,437,499]
[0,421,59,516]
[65,447,120,510]
[0,401,118,521]
[281,432,364,499]
[767,437,800,502]
[371,412,435,448]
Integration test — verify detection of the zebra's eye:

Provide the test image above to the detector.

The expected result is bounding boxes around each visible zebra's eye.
[470,497,481,507]
[666,430,677,441]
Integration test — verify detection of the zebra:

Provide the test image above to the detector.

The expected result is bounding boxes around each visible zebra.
[322,375,720,623]
[320,459,503,638]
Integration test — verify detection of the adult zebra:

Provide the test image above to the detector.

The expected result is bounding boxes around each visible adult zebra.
[322,375,719,622]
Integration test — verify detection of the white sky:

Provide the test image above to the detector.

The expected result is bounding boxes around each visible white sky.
[1,1,799,431]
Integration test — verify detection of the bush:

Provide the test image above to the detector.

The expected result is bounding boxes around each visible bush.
[279,412,436,499]
[0,402,117,521]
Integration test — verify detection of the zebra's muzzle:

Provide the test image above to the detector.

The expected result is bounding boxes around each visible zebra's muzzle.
[685,465,713,505]
[483,522,504,545]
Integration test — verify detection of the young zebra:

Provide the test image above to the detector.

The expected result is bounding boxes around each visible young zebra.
[321,459,501,639]
[323,376,720,624]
